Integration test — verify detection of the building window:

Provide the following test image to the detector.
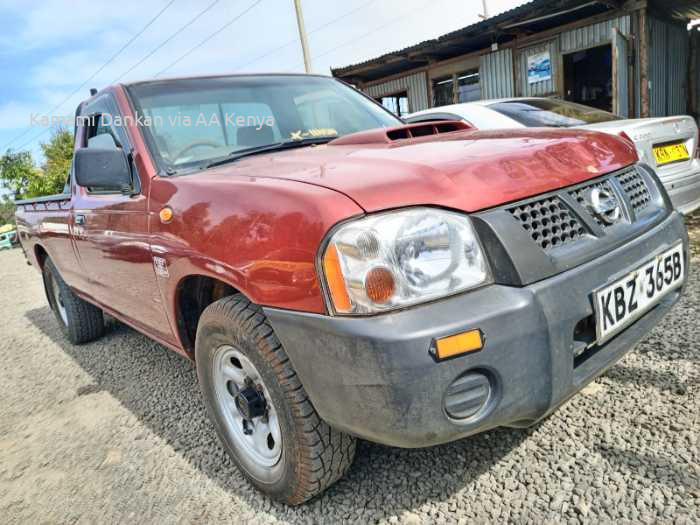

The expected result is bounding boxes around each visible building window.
[433,76,453,107]
[432,69,482,107]
[379,92,409,116]
[457,69,481,103]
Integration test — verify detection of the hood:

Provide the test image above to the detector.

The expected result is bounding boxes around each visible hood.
[204,127,637,213]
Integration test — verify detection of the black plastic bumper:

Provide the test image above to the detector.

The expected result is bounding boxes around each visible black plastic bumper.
[264,212,688,448]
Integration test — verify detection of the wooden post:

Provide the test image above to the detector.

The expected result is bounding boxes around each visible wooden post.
[452,73,459,104]
[612,28,619,115]
[690,31,699,120]
[638,7,650,117]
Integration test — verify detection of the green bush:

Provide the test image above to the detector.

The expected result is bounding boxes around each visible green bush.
[0,128,74,199]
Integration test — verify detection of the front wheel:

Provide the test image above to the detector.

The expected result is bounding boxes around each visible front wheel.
[43,258,104,344]
[195,294,356,505]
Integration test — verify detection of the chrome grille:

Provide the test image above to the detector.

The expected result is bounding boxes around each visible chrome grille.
[568,179,621,228]
[508,196,585,251]
[616,168,651,212]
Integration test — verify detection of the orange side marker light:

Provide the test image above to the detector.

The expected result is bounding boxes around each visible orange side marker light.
[323,244,351,313]
[434,329,483,360]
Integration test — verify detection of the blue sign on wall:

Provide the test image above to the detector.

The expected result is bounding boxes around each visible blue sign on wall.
[527,51,551,84]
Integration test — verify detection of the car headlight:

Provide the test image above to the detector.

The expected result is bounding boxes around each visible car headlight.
[320,208,491,315]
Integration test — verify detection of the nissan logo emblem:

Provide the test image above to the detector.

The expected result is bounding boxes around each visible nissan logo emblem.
[585,187,621,225]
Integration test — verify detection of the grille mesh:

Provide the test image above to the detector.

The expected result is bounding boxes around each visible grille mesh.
[616,168,651,212]
[568,179,620,228]
[508,196,585,251]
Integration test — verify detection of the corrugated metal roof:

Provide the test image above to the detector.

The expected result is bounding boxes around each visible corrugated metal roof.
[333,0,698,83]
[656,0,700,21]
[332,0,612,81]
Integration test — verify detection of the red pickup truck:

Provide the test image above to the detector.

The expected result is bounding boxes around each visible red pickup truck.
[16,74,688,504]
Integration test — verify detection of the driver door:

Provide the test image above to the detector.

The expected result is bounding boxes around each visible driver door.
[72,94,175,344]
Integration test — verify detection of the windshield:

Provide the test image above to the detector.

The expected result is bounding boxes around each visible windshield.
[487,99,620,127]
[127,75,401,171]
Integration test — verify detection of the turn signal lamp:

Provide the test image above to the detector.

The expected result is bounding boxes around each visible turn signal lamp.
[322,244,351,312]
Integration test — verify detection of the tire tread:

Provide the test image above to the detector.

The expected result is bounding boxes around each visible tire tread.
[200,294,356,504]
[44,259,104,345]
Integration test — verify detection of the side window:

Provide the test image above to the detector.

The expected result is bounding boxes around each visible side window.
[87,114,120,149]
[63,168,71,194]
[79,106,139,194]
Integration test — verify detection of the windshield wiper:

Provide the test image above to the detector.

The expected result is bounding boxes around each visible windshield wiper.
[205,137,334,169]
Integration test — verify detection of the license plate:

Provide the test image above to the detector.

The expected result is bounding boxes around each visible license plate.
[653,142,689,165]
[594,244,684,343]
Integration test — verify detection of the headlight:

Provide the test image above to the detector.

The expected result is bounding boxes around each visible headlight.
[320,208,491,314]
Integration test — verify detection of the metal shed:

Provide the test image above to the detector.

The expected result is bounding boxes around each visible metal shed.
[362,72,428,116]
[333,0,700,121]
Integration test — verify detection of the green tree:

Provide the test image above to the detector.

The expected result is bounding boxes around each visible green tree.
[0,197,16,226]
[0,128,74,199]
[39,128,73,195]
[0,149,37,197]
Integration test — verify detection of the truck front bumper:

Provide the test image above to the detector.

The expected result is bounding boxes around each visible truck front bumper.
[264,212,688,448]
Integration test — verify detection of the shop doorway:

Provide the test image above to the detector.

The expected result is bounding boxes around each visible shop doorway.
[563,44,613,112]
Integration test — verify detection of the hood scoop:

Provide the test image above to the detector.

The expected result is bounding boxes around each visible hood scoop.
[329,120,473,146]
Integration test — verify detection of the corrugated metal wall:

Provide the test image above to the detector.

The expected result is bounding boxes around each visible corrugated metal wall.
[632,12,641,118]
[667,21,688,116]
[515,40,559,96]
[480,48,514,99]
[649,18,668,116]
[649,16,688,116]
[560,15,631,52]
[360,13,693,118]
[364,72,429,112]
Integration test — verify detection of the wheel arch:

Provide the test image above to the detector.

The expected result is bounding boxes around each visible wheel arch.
[174,274,244,355]
[35,244,55,308]
[34,243,49,270]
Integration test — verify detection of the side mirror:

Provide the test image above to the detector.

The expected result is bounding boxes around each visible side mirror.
[74,148,132,193]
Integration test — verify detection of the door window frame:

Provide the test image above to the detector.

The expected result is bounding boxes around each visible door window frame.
[77,94,142,196]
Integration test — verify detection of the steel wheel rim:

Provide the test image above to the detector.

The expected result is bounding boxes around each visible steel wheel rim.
[212,345,282,469]
[51,276,68,325]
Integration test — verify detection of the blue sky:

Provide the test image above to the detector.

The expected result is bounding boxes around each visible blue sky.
[0,0,526,166]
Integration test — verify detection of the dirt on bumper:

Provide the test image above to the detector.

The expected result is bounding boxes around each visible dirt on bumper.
[265,211,689,448]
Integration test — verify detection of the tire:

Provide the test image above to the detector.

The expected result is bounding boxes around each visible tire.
[195,294,356,505]
[43,258,104,344]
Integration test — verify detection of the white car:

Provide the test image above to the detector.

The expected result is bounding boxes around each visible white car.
[407,98,700,214]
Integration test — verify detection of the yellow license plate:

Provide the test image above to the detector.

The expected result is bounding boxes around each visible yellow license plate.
[653,142,689,165]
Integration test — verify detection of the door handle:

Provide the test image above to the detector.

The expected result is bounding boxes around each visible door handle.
[75,214,86,226]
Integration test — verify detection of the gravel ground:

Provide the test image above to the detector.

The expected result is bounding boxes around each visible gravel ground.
[1,214,699,524]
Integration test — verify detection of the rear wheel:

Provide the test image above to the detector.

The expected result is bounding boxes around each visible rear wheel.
[195,294,356,504]
[43,259,104,344]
